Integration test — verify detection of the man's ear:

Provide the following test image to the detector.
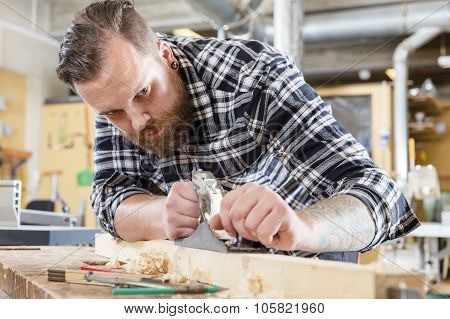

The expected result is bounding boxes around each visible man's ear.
[158,41,174,64]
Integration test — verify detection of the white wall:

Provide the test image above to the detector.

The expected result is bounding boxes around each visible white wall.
[0,0,68,200]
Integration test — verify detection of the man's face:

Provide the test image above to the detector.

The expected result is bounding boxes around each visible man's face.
[75,35,192,156]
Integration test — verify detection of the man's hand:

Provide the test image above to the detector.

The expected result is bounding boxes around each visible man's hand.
[162,182,200,240]
[116,182,374,252]
[210,182,307,251]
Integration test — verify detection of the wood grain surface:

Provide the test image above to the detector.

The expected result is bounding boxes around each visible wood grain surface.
[0,245,222,299]
[0,245,120,299]
[95,233,426,299]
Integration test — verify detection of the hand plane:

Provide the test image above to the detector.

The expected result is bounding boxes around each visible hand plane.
[175,170,267,254]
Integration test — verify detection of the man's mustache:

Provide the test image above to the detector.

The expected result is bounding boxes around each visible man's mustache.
[141,121,162,134]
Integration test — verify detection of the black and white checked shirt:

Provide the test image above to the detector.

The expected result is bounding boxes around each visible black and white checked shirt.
[91,34,419,253]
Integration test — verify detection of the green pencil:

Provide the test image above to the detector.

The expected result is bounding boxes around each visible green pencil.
[112,285,223,295]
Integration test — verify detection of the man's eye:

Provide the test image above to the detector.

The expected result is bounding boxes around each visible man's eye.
[106,111,119,116]
[137,85,149,97]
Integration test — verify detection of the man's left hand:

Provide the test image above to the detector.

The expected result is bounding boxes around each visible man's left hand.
[210,182,308,251]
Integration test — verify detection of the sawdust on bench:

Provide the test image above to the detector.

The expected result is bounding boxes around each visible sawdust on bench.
[106,250,281,297]
[106,250,188,284]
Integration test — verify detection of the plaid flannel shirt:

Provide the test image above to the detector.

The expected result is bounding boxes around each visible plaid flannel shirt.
[91,34,419,254]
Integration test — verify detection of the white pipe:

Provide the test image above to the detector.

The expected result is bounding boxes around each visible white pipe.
[303,1,449,42]
[181,1,448,44]
[298,0,304,70]
[217,27,226,41]
[252,1,450,43]
[42,0,51,33]
[31,0,38,32]
[393,27,441,187]
[50,173,58,202]
[184,0,263,31]
[273,0,303,67]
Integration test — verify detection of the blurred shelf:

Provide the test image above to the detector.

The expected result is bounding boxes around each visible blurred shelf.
[0,147,32,162]
[408,222,450,238]
[0,147,32,180]
[409,122,445,141]
[409,93,445,115]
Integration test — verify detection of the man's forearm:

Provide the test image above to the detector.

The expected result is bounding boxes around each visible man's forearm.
[114,194,166,241]
[297,194,376,252]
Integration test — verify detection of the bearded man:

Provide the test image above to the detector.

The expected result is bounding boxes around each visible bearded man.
[56,0,419,262]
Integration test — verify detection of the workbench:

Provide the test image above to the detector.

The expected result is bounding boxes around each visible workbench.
[0,245,228,299]
[0,243,438,299]
[0,246,150,299]
[407,222,450,285]
[94,233,427,298]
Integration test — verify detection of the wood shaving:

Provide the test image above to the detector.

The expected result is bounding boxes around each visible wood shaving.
[107,251,191,284]
[162,272,188,284]
[122,251,169,276]
[247,275,264,295]
[229,274,282,298]
[105,257,121,269]
[81,259,108,266]
[191,268,209,283]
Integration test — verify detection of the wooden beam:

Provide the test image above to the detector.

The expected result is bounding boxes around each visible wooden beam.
[95,233,425,298]
[0,246,111,299]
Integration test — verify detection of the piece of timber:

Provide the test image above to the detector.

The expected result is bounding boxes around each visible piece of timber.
[95,233,426,299]
[0,246,152,299]
[0,246,220,299]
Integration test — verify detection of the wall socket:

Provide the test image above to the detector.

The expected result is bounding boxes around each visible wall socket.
[0,95,7,111]
[0,121,12,137]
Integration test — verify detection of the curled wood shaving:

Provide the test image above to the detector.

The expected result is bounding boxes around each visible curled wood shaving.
[162,272,188,284]
[107,251,191,284]
[105,257,121,269]
[122,251,169,276]
[81,259,108,266]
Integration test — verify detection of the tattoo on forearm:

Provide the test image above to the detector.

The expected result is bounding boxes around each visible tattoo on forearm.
[300,195,375,252]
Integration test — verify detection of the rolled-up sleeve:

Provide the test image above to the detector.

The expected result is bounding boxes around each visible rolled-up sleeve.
[261,55,420,252]
[90,115,157,239]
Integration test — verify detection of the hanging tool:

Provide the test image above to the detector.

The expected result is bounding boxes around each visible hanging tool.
[175,170,267,253]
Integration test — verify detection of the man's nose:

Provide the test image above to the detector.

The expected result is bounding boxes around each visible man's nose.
[130,110,151,132]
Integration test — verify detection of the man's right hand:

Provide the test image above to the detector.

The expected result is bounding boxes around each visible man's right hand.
[162,182,200,240]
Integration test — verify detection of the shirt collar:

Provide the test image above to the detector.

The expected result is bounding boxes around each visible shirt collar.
[157,34,218,137]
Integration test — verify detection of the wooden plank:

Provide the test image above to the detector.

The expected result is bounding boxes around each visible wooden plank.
[95,233,426,299]
[0,245,235,299]
[0,246,125,299]
[0,246,220,299]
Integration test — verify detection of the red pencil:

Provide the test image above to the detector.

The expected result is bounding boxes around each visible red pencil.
[80,264,116,273]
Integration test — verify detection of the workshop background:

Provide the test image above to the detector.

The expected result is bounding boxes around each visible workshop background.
[0,0,449,298]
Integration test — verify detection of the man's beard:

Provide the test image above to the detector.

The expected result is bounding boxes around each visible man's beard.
[126,64,193,157]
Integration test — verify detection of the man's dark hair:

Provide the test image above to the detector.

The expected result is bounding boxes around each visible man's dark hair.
[56,0,158,89]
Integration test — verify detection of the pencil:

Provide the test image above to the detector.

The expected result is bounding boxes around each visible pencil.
[112,285,224,295]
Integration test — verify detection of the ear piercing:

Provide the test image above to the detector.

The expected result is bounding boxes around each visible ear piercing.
[171,61,179,70]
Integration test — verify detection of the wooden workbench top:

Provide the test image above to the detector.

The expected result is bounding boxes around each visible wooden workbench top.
[0,246,149,299]
[1,244,437,299]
